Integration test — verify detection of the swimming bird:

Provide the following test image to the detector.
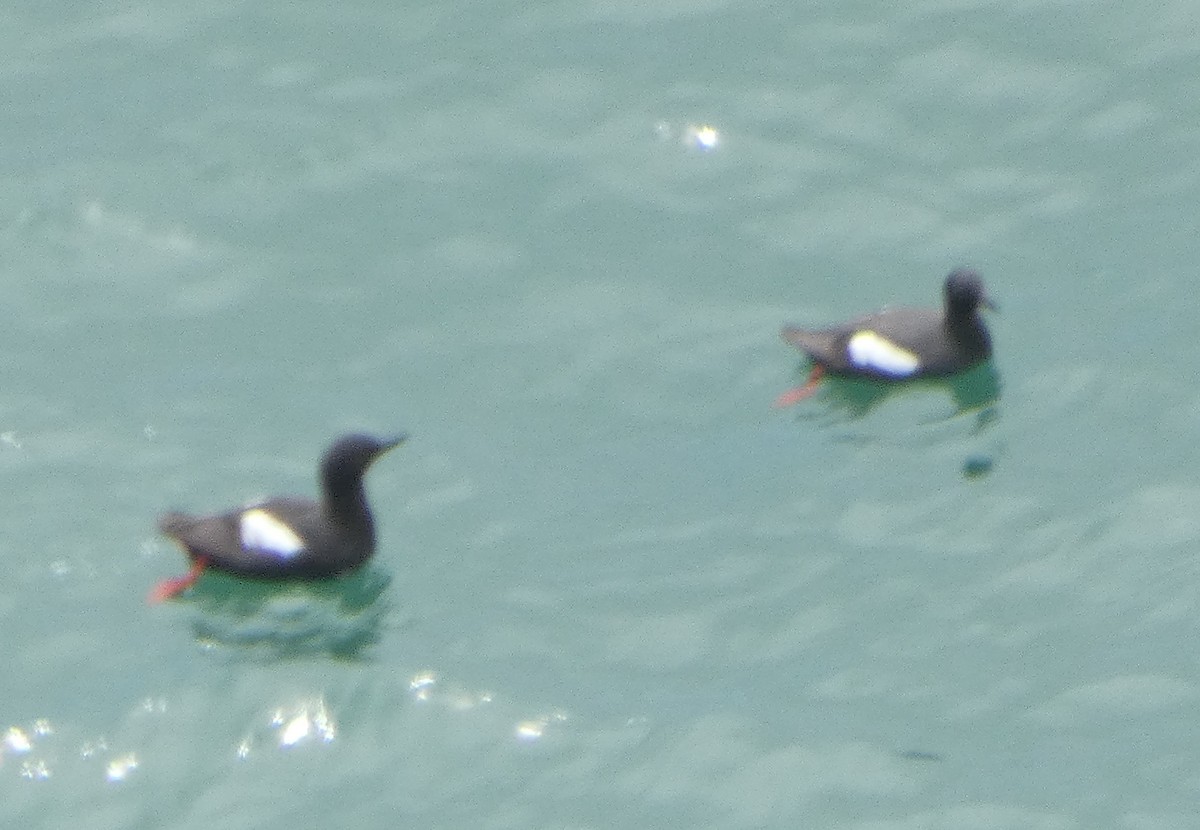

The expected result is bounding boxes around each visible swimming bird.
[775,269,995,406]
[150,432,405,603]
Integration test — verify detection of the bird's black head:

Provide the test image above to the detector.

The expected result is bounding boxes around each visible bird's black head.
[943,269,995,318]
[321,432,406,493]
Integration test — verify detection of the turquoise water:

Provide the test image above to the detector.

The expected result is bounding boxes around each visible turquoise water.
[3,1,1200,826]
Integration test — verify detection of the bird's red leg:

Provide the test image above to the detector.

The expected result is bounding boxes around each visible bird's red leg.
[148,557,209,604]
[773,364,825,408]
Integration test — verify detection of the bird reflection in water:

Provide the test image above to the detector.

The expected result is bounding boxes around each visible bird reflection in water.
[182,566,393,660]
[783,360,1002,430]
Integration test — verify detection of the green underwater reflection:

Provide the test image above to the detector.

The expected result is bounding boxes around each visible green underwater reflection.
[791,361,1002,428]
[180,567,392,660]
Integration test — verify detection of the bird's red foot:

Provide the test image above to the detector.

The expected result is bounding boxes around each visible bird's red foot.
[148,558,208,604]
[773,365,825,407]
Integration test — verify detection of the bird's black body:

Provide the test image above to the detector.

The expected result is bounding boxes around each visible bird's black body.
[782,269,994,379]
[153,433,404,599]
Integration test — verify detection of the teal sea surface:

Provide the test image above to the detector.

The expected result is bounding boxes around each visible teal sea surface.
[4,1,1200,827]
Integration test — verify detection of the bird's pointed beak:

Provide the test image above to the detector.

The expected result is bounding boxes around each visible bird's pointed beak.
[382,433,408,452]
[981,295,998,312]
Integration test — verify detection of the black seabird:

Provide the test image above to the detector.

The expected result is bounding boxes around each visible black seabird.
[776,269,995,406]
[150,432,404,602]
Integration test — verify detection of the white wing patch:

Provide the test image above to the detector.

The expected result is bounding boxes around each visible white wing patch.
[240,509,305,558]
[847,330,921,377]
